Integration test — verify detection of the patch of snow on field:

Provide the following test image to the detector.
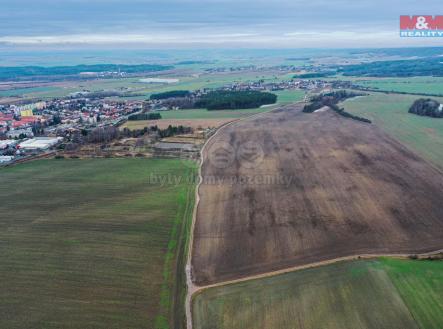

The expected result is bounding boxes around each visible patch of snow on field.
[314,106,329,113]
[139,78,179,84]
[260,104,275,108]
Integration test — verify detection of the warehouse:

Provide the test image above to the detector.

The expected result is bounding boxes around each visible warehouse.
[18,137,62,151]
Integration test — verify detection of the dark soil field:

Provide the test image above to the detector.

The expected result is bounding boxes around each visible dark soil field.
[192,104,443,285]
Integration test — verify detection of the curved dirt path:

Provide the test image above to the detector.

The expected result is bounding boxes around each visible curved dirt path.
[191,248,443,296]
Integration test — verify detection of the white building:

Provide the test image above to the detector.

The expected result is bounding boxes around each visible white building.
[0,155,14,163]
[7,128,34,139]
[0,139,17,149]
[19,137,63,151]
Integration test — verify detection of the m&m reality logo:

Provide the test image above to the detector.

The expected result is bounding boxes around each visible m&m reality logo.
[400,15,443,37]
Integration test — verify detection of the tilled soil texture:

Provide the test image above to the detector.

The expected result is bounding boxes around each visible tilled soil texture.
[192,104,443,285]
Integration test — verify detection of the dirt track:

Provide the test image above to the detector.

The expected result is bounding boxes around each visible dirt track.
[191,104,443,285]
[122,118,234,130]
[192,248,443,295]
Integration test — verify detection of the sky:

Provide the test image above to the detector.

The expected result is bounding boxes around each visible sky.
[0,0,442,48]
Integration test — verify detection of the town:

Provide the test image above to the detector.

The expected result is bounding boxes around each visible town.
[0,76,355,164]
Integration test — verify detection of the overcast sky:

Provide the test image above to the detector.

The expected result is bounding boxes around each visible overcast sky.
[1,0,442,48]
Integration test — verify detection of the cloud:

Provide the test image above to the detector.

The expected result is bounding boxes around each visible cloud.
[1,30,441,48]
[1,0,442,47]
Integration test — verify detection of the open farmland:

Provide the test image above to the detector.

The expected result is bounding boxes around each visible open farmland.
[353,77,443,95]
[122,118,234,130]
[0,69,298,101]
[324,76,443,95]
[192,258,443,329]
[192,104,443,285]
[342,93,443,169]
[121,106,285,130]
[153,107,277,120]
[381,257,443,329]
[0,158,196,329]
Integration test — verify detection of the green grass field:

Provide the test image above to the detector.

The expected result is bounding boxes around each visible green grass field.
[350,77,443,95]
[381,258,443,329]
[321,76,443,96]
[342,93,443,169]
[0,86,62,98]
[0,158,196,329]
[273,89,305,104]
[193,258,443,329]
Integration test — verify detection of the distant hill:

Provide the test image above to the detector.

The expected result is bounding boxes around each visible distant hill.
[339,57,443,77]
[0,64,173,80]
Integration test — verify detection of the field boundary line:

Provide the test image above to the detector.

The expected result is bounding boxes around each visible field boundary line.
[191,249,443,296]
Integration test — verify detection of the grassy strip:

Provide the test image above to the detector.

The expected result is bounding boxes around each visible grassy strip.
[155,165,197,329]
[172,170,197,329]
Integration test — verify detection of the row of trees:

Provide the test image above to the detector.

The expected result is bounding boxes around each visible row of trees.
[329,104,372,123]
[157,125,192,138]
[150,90,191,100]
[70,124,193,144]
[293,71,335,79]
[128,112,162,121]
[303,90,363,113]
[303,90,371,123]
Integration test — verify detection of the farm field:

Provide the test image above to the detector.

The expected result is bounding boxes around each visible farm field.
[0,158,196,329]
[120,108,274,130]
[0,86,62,98]
[382,258,443,329]
[349,76,443,95]
[121,105,291,131]
[192,104,443,285]
[153,108,275,120]
[122,118,234,130]
[0,70,296,101]
[342,93,443,169]
[193,258,443,329]
[121,90,303,130]
[273,89,305,104]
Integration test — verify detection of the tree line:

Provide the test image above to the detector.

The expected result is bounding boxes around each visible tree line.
[409,98,443,118]
[194,90,277,110]
[303,90,371,123]
[128,112,162,121]
[303,90,364,113]
[150,90,191,100]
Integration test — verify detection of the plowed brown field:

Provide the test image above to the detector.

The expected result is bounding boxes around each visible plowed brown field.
[192,104,443,285]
